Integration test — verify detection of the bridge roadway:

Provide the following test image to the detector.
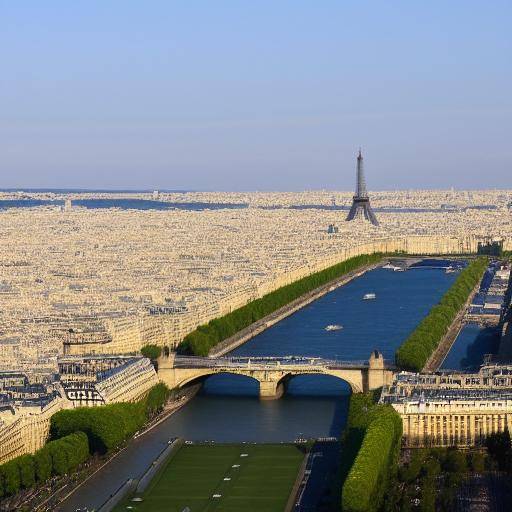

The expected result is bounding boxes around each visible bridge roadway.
[158,351,396,399]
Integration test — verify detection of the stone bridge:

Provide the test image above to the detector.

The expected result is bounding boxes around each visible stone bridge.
[157,351,396,399]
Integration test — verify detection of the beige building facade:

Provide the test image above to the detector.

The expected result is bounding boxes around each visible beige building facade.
[62,234,508,357]
[393,398,512,447]
[383,365,512,448]
[0,397,66,465]
[0,356,158,465]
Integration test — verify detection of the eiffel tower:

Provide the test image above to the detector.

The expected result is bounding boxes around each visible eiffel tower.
[346,149,379,226]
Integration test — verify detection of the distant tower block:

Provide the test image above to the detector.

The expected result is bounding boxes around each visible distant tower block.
[152,190,160,200]
[346,150,379,226]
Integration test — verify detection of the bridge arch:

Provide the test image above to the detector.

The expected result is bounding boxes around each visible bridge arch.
[275,371,363,395]
[172,369,364,399]
[177,370,261,391]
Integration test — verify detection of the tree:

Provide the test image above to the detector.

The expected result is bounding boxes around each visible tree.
[419,482,436,512]
[400,450,427,483]
[144,382,170,417]
[141,344,162,360]
[443,449,467,473]
[0,432,90,498]
[342,405,403,512]
[1,460,21,496]
[17,455,35,488]
[49,440,69,475]
[438,487,455,512]
[468,452,486,473]
[34,446,52,482]
[50,384,169,454]
[420,457,441,480]
[486,430,512,471]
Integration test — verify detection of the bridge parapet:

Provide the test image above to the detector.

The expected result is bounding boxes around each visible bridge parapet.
[172,355,396,370]
[157,351,395,399]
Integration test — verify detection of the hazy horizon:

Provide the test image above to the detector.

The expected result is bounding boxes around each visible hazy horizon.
[1,1,510,191]
[1,186,511,194]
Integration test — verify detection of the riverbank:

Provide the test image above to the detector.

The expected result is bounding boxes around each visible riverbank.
[422,278,482,372]
[209,261,384,357]
[22,386,200,512]
[395,258,488,372]
[180,253,384,356]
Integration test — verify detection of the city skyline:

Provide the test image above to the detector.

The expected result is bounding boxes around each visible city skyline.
[2,3,512,511]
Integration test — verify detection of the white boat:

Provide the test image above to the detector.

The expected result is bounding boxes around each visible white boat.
[324,324,343,331]
[363,293,376,300]
[383,263,402,271]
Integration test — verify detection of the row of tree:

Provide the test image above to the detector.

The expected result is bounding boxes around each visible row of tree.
[395,257,488,371]
[0,432,89,498]
[341,393,403,512]
[178,253,384,356]
[50,383,171,454]
[0,383,170,500]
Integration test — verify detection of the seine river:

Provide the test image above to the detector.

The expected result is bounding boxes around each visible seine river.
[163,265,459,442]
[59,263,465,511]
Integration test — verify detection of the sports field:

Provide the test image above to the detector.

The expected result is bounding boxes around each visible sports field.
[115,443,304,512]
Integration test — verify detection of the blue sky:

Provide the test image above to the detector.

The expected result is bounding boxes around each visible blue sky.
[1,1,510,191]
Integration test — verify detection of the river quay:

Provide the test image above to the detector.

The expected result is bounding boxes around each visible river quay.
[209,261,383,357]
[422,279,481,372]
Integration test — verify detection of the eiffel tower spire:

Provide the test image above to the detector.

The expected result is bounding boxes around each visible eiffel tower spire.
[346,149,379,226]
[355,148,368,198]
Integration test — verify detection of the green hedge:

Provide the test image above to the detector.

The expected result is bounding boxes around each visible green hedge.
[341,394,403,512]
[178,253,383,355]
[141,344,162,360]
[0,384,170,499]
[50,383,171,454]
[0,432,89,498]
[395,257,488,371]
[144,382,171,417]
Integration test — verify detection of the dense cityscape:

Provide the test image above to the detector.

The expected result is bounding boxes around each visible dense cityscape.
[0,187,512,511]
[2,2,511,511]
[1,189,511,372]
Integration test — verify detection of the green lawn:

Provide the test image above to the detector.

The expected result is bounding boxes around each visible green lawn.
[115,443,305,512]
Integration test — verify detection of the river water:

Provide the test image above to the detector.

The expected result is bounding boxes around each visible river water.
[164,265,458,442]
[58,263,458,511]
[441,323,500,371]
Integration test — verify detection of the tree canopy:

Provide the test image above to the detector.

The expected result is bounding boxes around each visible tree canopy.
[395,258,488,371]
[0,432,89,498]
[141,344,162,360]
[341,393,403,512]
